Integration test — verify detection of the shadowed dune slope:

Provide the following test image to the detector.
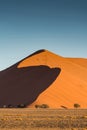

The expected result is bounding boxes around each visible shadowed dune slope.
[0,64,60,107]
[0,49,87,108]
[18,49,87,108]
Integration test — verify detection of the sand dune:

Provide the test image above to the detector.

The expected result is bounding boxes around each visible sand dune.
[18,49,87,108]
[0,49,87,108]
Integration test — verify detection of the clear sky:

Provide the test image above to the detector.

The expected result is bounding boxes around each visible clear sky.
[0,0,87,70]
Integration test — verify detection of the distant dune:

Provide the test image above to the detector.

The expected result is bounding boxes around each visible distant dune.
[0,49,87,108]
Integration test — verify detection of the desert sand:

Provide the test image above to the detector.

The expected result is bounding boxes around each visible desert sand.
[17,49,87,108]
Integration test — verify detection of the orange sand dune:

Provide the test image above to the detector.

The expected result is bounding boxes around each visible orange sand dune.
[18,50,87,108]
[67,58,87,68]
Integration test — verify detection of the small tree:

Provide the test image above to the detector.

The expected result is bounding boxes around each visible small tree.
[17,104,26,108]
[35,104,49,108]
[3,105,7,108]
[8,104,13,108]
[40,104,49,108]
[74,103,80,109]
[35,104,40,108]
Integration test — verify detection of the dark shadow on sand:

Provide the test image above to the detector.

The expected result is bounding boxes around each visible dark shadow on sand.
[0,65,61,107]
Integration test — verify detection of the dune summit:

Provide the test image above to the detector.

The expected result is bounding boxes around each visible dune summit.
[0,49,87,108]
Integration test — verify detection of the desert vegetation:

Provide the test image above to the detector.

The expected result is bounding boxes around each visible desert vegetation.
[0,104,27,108]
[0,108,87,130]
[74,104,81,109]
[35,104,49,108]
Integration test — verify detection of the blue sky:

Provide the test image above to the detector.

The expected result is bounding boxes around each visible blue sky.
[0,0,87,70]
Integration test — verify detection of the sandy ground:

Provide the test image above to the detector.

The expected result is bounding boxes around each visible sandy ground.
[0,108,87,130]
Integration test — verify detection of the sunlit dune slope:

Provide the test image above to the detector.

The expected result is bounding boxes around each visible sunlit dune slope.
[67,58,87,68]
[18,49,87,108]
